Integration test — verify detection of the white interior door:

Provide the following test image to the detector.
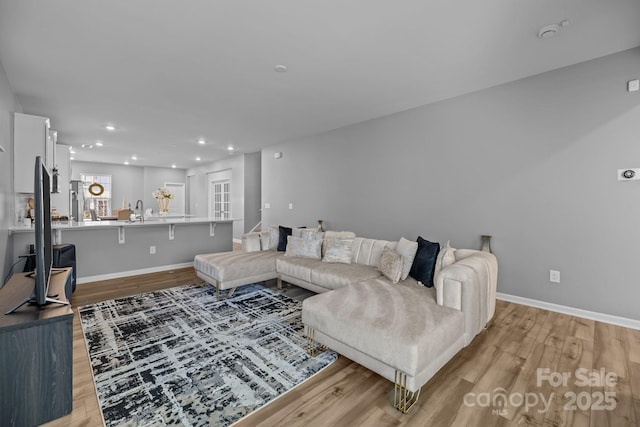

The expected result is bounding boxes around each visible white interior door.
[210,179,231,218]
[207,169,232,219]
[165,182,185,215]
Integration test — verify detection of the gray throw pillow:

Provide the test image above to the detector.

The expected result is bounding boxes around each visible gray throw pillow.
[322,238,353,264]
[285,236,322,259]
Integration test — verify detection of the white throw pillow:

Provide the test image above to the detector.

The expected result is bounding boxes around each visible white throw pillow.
[241,232,262,252]
[267,225,280,250]
[285,236,322,259]
[395,237,418,280]
[322,238,353,264]
[433,240,456,282]
[259,231,271,251]
[377,246,402,284]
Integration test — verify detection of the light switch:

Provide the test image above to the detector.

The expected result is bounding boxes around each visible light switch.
[264,202,271,209]
[288,203,293,210]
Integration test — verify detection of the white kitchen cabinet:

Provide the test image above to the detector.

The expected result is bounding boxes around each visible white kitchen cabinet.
[13,112,51,193]
[50,143,71,216]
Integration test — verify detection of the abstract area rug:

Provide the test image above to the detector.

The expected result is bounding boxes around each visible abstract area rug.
[79,284,337,427]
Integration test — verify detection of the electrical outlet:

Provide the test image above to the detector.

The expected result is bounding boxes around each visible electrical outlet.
[264,202,270,209]
[628,79,639,92]
[150,246,156,254]
[549,270,560,284]
[288,203,294,210]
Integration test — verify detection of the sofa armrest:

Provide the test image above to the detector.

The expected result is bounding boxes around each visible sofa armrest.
[434,250,498,345]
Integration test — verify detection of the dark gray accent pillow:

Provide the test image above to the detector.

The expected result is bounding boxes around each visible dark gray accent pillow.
[277,226,293,251]
[409,236,440,287]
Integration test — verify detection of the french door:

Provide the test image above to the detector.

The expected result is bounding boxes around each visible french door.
[210,179,231,218]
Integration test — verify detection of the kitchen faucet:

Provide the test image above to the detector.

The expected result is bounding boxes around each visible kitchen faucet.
[135,199,144,222]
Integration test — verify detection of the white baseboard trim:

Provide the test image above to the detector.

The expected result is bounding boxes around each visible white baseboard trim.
[77,262,194,285]
[497,292,640,331]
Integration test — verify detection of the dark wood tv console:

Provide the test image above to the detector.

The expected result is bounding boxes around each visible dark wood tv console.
[0,268,73,426]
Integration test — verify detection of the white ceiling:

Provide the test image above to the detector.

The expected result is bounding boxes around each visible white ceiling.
[1,0,639,169]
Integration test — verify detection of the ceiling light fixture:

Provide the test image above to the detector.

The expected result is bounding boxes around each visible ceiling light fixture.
[171,164,176,168]
[196,157,201,161]
[105,125,116,131]
[81,144,94,149]
[131,155,137,160]
[227,145,234,152]
[124,161,129,165]
[274,64,288,73]
[69,157,74,161]
[538,19,569,38]
[198,139,206,145]
[96,141,103,147]
[70,150,76,154]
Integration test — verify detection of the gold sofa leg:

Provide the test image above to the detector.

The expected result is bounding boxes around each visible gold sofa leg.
[215,282,237,301]
[305,327,327,357]
[394,370,421,413]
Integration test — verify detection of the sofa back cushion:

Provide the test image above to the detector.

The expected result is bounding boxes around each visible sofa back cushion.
[351,237,395,267]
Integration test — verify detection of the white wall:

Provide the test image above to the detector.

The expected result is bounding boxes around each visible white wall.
[262,47,640,321]
[71,161,185,215]
[187,154,245,240]
[0,59,21,279]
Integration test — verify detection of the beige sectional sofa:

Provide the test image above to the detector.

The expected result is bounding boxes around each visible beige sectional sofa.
[194,229,498,413]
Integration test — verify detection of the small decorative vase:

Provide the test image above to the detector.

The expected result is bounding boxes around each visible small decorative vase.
[481,235,492,253]
[157,198,170,214]
[317,220,324,232]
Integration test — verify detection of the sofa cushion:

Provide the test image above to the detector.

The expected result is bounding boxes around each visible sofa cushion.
[377,247,402,284]
[409,236,440,287]
[285,236,322,259]
[322,238,353,264]
[310,262,381,290]
[276,256,320,283]
[302,278,464,377]
[194,251,281,282]
[351,237,394,267]
[395,237,419,280]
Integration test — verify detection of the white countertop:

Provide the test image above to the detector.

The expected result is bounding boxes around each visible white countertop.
[9,216,240,234]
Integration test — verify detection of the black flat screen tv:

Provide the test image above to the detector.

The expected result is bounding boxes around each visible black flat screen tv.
[5,156,69,314]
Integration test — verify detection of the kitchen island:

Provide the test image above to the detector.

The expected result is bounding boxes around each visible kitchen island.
[9,217,239,283]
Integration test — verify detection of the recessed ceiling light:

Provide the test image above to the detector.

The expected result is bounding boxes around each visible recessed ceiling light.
[105,125,116,131]
[131,155,137,160]
[538,20,569,38]
[124,161,129,165]
[171,164,176,168]
[196,157,201,161]
[274,64,288,73]
[81,144,94,149]
[96,141,103,147]
[227,145,234,151]
[198,139,206,145]
[70,150,76,154]
[70,157,74,160]
[538,24,559,38]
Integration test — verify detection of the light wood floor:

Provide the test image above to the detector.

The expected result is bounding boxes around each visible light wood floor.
[43,269,640,427]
